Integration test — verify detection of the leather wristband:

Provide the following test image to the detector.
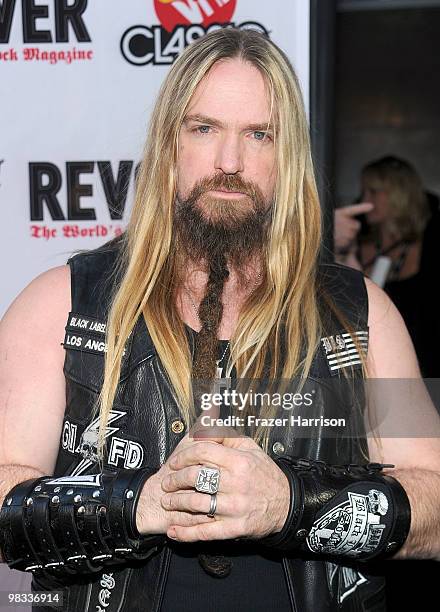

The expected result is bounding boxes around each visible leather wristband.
[106,467,166,561]
[261,457,412,562]
[0,467,167,576]
[0,477,47,572]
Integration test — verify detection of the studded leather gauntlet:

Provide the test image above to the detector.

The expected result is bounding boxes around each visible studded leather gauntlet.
[261,457,411,561]
[0,468,167,577]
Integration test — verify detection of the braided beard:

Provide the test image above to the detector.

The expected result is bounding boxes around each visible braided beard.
[172,176,271,577]
[174,174,270,381]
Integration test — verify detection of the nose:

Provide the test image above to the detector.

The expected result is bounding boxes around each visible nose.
[214,133,244,175]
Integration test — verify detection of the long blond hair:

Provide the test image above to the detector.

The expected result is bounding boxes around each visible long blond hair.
[361,155,430,241]
[94,28,370,463]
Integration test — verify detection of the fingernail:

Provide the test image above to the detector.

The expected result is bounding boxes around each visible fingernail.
[168,528,177,539]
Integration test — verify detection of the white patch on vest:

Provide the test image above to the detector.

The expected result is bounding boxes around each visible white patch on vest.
[321,330,369,374]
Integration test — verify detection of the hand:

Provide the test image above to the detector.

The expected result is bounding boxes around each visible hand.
[334,202,374,251]
[135,406,226,535]
[160,433,290,543]
[135,431,220,536]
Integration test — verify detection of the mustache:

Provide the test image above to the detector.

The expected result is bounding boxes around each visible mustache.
[190,174,258,201]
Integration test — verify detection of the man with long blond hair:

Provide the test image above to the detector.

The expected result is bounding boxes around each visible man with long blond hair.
[1,28,439,612]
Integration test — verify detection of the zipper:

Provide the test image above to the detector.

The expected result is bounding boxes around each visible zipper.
[282,557,298,612]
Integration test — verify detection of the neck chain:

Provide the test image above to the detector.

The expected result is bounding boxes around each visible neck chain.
[184,271,262,367]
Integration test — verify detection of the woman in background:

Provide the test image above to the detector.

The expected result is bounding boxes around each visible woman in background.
[335,156,440,611]
[356,155,440,377]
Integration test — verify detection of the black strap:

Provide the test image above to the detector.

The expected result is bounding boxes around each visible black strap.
[0,478,45,571]
[0,468,167,576]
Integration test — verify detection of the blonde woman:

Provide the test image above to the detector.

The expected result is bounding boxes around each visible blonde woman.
[357,156,440,376]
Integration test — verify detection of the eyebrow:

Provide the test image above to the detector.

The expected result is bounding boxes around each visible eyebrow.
[183,113,273,132]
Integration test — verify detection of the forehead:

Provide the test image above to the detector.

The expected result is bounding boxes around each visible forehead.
[185,58,272,126]
[362,170,386,187]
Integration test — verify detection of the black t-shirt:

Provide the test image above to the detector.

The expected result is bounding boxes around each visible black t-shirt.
[160,540,292,612]
[160,334,292,612]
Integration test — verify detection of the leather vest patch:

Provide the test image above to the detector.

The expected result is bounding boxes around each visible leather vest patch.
[63,311,130,357]
[320,329,369,376]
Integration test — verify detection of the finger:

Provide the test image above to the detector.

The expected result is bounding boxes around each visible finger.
[220,434,257,451]
[168,521,229,542]
[169,440,236,470]
[191,423,255,451]
[170,510,214,527]
[161,490,216,514]
[189,413,241,443]
[340,202,374,217]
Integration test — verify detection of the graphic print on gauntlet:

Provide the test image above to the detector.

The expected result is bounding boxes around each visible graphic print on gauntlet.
[261,458,411,561]
[307,484,391,557]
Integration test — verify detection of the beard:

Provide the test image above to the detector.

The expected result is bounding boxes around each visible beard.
[172,172,272,385]
[173,172,272,279]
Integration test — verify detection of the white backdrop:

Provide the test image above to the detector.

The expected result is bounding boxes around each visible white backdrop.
[0,0,310,317]
[0,0,310,602]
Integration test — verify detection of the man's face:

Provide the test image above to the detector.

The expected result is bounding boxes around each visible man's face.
[176,58,277,229]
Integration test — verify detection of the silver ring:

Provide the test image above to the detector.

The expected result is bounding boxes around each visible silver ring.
[195,466,220,494]
[207,493,217,518]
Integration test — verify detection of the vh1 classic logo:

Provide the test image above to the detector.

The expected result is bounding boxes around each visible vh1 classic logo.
[121,0,269,66]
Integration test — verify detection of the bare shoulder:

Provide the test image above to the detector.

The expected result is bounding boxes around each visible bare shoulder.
[0,265,71,474]
[363,276,421,378]
[1,265,71,325]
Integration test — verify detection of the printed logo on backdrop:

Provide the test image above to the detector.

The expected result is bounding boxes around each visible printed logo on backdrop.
[0,0,92,65]
[28,160,138,241]
[121,0,269,66]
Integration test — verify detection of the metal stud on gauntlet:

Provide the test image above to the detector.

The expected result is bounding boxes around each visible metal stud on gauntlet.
[0,468,167,577]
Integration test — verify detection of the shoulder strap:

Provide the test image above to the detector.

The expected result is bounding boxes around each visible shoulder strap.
[67,238,124,321]
[317,262,369,332]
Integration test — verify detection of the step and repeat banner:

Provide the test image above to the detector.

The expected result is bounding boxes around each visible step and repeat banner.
[0,0,310,317]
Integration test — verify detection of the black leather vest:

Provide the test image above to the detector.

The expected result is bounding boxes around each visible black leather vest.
[31,242,388,611]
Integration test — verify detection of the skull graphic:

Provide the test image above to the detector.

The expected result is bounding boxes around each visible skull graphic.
[78,430,99,462]
[368,489,389,516]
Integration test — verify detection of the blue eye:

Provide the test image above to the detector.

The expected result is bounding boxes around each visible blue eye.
[194,125,211,134]
[253,131,272,142]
